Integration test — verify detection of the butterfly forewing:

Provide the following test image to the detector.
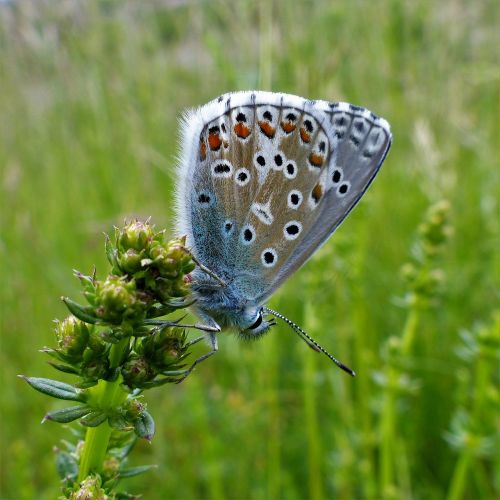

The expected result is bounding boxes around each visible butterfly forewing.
[176,92,391,301]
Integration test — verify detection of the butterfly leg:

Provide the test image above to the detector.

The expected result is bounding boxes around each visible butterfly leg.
[176,331,219,384]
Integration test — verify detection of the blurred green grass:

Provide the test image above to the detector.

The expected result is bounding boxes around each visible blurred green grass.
[1,1,498,498]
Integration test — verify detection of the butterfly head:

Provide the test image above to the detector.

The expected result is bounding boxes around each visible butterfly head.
[237,306,276,340]
[190,272,275,339]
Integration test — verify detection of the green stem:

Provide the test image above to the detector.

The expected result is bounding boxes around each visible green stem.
[380,367,396,495]
[380,307,420,495]
[78,338,129,481]
[446,451,471,500]
[303,301,323,500]
[400,306,420,355]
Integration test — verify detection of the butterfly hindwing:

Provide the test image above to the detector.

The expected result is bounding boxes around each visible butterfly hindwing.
[175,92,391,301]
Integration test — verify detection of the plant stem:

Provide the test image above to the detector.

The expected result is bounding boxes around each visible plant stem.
[380,306,420,495]
[401,306,420,355]
[446,451,471,500]
[78,338,129,481]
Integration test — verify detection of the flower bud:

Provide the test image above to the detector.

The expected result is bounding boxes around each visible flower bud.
[117,248,143,274]
[70,474,107,500]
[117,220,154,252]
[101,456,120,481]
[94,275,146,324]
[54,316,89,359]
[121,356,155,388]
[122,398,146,420]
[152,330,185,367]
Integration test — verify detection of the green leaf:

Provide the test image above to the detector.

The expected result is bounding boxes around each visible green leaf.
[48,362,80,375]
[62,297,100,324]
[20,376,86,401]
[115,492,141,499]
[55,450,78,480]
[80,410,108,427]
[44,404,91,423]
[134,410,155,441]
[105,234,118,267]
[140,376,181,389]
[75,379,99,390]
[118,464,157,478]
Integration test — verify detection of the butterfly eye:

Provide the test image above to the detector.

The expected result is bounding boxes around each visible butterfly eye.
[248,309,263,330]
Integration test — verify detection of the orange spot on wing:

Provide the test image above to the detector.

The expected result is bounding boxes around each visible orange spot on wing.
[208,131,222,151]
[258,120,276,139]
[300,127,311,143]
[309,152,324,167]
[199,140,207,160]
[234,122,251,139]
[312,183,323,203]
[281,121,296,134]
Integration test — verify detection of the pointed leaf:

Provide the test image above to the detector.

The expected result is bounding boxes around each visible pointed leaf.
[118,464,157,478]
[62,297,99,324]
[134,410,155,441]
[75,379,98,389]
[20,376,86,401]
[80,410,108,427]
[44,405,91,423]
[115,492,141,499]
[48,362,80,375]
[105,234,118,267]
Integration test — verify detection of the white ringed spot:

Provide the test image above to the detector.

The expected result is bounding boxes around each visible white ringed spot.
[337,181,351,197]
[283,159,298,179]
[235,167,251,186]
[287,189,303,209]
[240,224,256,245]
[283,221,302,240]
[211,159,233,178]
[261,247,278,267]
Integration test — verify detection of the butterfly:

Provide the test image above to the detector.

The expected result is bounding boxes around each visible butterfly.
[174,91,391,380]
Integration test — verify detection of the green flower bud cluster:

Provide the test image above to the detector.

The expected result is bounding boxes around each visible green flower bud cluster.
[45,316,110,385]
[109,220,195,301]
[445,317,498,463]
[93,275,149,324]
[121,327,189,389]
[401,200,452,307]
[23,219,201,498]
[68,474,108,500]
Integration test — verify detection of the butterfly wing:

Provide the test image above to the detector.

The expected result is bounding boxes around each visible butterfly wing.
[255,100,392,302]
[175,91,391,303]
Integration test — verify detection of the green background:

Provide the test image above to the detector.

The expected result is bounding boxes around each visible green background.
[1,1,498,498]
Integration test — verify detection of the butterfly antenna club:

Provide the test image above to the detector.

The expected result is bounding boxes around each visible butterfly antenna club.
[263,307,356,377]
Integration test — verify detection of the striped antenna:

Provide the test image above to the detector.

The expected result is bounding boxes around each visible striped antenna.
[263,307,355,377]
